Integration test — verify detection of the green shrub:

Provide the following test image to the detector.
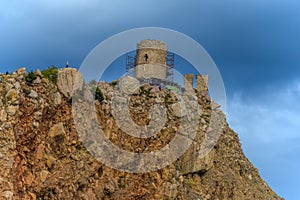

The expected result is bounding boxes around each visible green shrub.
[42,66,58,83]
[139,86,151,98]
[164,93,172,105]
[109,80,118,87]
[95,87,104,102]
[25,71,37,86]
[22,87,31,96]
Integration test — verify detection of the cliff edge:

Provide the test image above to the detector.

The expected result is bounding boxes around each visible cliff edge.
[0,68,283,199]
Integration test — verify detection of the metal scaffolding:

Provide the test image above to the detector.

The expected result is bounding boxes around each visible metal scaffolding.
[125,51,175,82]
[166,52,174,82]
[126,52,136,77]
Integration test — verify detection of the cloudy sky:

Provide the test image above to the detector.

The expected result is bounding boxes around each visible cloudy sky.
[1,0,299,199]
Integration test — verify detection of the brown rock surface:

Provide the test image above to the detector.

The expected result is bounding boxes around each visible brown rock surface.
[0,68,284,199]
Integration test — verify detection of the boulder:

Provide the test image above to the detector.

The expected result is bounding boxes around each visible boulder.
[0,109,7,122]
[117,76,140,94]
[34,111,42,120]
[33,76,42,84]
[6,78,16,84]
[170,102,187,117]
[5,89,17,102]
[48,123,65,138]
[33,121,39,128]
[14,82,21,90]
[35,69,42,77]
[56,68,83,99]
[40,170,49,182]
[0,191,13,200]
[28,90,38,99]
[6,106,18,116]
[54,92,62,106]
[16,68,26,75]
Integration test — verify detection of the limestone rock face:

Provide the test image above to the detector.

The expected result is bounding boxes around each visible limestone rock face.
[0,68,284,200]
[56,68,83,99]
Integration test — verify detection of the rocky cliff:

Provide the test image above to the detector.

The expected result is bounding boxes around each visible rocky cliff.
[0,68,283,199]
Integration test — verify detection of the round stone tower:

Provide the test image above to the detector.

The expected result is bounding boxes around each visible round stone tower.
[135,40,168,80]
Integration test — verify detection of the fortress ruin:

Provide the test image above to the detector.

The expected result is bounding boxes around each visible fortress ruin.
[126,39,208,92]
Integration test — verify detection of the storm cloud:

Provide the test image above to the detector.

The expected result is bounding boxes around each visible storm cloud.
[1,0,300,199]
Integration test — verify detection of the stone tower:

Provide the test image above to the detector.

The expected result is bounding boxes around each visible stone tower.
[135,40,168,80]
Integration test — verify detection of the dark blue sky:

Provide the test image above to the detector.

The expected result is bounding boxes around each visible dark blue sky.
[1,1,300,199]
[1,0,300,96]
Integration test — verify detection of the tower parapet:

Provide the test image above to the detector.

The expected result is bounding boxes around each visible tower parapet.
[137,40,167,51]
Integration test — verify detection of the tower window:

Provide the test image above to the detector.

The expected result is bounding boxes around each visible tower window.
[144,54,148,62]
